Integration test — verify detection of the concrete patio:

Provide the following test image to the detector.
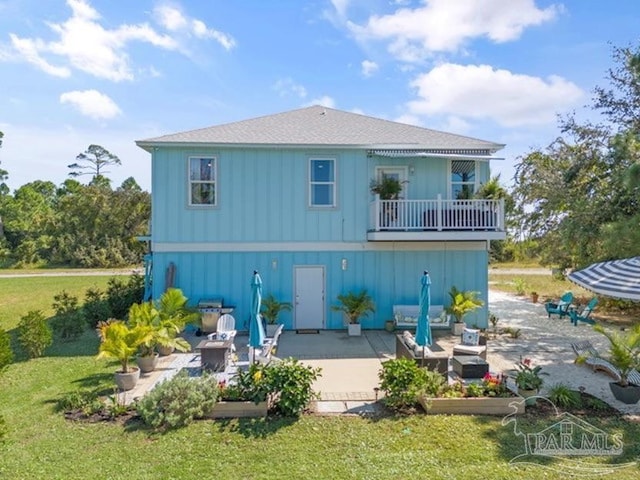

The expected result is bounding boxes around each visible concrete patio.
[122,290,640,417]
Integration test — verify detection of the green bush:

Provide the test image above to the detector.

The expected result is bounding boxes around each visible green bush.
[17,310,52,358]
[267,359,321,417]
[107,275,144,320]
[548,384,582,409]
[219,363,272,404]
[56,390,104,416]
[0,414,7,445]
[50,291,85,341]
[83,287,111,328]
[0,328,14,371]
[378,358,428,411]
[137,372,219,430]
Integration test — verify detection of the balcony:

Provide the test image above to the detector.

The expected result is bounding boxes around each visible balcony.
[368,195,506,241]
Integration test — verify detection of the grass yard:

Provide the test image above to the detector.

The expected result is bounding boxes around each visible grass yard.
[1,274,640,479]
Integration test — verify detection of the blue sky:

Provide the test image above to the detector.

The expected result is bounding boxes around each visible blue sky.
[0,0,638,192]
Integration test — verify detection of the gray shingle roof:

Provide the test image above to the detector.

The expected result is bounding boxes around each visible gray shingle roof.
[136,105,504,153]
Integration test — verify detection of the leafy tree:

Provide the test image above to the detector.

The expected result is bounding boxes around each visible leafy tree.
[68,144,121,179]
[513,41,640,268]
[1,181,57,265]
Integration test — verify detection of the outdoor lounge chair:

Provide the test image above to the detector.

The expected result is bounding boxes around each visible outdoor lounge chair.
[570,340,640,385]
[545,291,574,318]
[569,298,598,326]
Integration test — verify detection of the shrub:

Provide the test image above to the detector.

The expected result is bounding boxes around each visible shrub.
[378,358,429,411]
[17,310,52,358]
[0,414,7,445]
[50,291,85,341]
[548,384,582,409]
[219,363,272,404]
[0,328,14,371]
[83,287,111,328]
[137,372,219,429]
[56,390,104,416]
[266,359,321,417]
[513,278,528,295]
[106,275,144,320]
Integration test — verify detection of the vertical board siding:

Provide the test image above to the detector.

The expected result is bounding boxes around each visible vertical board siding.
[150,148,490,244]
[152,247,489,330]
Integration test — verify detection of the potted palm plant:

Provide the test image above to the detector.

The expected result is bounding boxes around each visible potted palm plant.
[331,290,375,336]
[128,288,194,372]
[588,324,640,404]
[261,294,292,336]
[445,286,484,335]
[96,320,153,391]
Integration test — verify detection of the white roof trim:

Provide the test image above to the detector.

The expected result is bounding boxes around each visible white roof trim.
[369,149,503,161]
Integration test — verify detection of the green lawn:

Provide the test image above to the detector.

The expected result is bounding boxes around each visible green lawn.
[1,275,640,479]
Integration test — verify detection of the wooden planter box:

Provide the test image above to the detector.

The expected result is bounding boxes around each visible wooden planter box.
[419,395,525,415]
[208,401,268,419]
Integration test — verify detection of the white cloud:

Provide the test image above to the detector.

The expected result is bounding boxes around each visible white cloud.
[407,63,584,127]
[304,96,336,108]
[274,78,308,98]
[9,34,71,77]
[361,59,378,77]
[348,0,560,61]
[153,4,236,50]
[154,4,189,31]
[60,89,122,120]
[3,0,235,81]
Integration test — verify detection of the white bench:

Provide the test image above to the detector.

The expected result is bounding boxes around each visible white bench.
[393,304,451,329]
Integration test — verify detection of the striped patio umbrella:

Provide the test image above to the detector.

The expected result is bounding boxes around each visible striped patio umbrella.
[568,257,640,301]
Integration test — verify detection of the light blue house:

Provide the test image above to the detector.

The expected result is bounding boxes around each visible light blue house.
[136,106,505,331]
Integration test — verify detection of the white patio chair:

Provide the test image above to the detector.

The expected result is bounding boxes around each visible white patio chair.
[209,314,237,352]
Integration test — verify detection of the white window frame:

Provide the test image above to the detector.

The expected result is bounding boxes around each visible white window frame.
[449,160,478,200]
[188,156,217,207]
[308,157,336,208]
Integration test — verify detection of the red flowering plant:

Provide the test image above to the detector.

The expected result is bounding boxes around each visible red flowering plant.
[465,373,512,398]
[514,357,546,391]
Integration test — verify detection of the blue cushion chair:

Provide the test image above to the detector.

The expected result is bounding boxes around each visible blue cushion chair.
[544,292,573,318]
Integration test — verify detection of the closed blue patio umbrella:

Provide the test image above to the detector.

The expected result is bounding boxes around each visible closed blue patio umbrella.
[249,270,266,362]
[415,270,432,347]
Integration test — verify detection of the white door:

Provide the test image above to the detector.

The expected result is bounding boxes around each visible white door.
[294,266,325,329]
[375,166,409,198]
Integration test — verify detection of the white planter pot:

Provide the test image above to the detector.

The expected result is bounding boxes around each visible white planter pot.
[452,322,465,336]
[265,324,280,337]
[348,324,361,336]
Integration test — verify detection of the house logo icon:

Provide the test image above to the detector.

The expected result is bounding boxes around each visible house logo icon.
[502,396,636,476]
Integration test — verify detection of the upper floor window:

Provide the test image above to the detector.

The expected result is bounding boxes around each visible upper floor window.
[451,160,476,199]
[189,156,216,206]
[309,158,335,207]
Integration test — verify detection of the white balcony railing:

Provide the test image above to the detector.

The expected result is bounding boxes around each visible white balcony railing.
[369,195,505,232]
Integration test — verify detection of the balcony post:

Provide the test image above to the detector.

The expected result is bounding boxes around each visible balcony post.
[436,194,442,231]
[374,194,381,231]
